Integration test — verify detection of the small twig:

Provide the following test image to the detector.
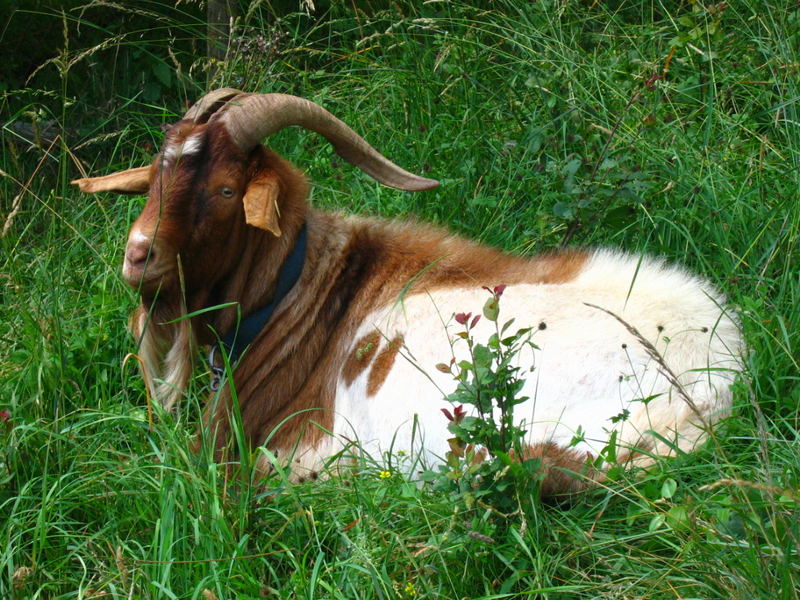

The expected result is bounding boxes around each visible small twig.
[476,499,520,520]
[700,478,800,502]
[560,46,674,248]
[560,90,642,248]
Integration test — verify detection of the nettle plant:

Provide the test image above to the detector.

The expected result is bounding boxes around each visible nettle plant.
[422,285,543,516]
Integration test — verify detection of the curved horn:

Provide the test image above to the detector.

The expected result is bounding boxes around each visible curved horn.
[183,87,243,123]
[214,93,439,192]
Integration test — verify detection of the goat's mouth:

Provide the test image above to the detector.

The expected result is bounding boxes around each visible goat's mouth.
[122,259,174,292]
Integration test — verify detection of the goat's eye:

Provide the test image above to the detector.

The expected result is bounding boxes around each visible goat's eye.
[220,187,235,198]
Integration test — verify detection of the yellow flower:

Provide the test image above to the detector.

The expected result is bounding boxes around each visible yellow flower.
[404,581,417,596]
[378,470,391,479]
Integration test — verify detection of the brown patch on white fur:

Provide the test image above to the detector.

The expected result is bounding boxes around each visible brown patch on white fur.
[367,334,405,396]
[341,330,382,386]
[521,442,599,498]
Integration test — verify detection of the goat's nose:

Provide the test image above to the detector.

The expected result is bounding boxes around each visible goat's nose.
[122,230,157,284]
[125,238,154,267]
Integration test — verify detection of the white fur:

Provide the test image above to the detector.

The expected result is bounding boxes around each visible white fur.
[133,305,195,412]
[329,250,741,469]
[123,228,149,281]
[163,132,204,160]
[128,228,149,245]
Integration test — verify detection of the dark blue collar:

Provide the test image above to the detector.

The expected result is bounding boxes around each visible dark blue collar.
[209,223,308,389]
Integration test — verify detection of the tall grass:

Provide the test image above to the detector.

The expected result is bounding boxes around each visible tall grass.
[2,1,798,597]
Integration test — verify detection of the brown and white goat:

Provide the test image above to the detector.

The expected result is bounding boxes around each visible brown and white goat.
[73,89,742,494]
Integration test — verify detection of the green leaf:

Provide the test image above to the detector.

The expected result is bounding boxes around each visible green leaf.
[488,333,500,349]
[483,297,499,321]
[458,416,480,431]
[419,470,438,483]
[472,344,492,371]
[469,195,498,208]
[648,514,665,532]
[605,465,624,482]
[495,451,512,466]
[666,505,689,531]
[598,158,618,171]
[161,301,240,324]
[500,335,518,347]
[563,157,581,176]
[552,201,573,219]
[602,430,618,463]
[661,478,678,499]
[399,483,417,498]
[500,318,516,335]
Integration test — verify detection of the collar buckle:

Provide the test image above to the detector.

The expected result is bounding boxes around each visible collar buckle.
[208,345,225,392]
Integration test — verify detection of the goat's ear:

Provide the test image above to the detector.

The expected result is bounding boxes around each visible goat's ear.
[242,171,281,236]
[71,166,151,194]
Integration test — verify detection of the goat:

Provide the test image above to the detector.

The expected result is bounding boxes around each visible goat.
[72,89,742,495]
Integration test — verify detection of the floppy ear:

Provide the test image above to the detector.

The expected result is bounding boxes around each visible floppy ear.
[71,166,151,194]
[242,171,282,236]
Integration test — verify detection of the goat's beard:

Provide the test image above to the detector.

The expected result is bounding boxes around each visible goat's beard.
[130,299,196,411]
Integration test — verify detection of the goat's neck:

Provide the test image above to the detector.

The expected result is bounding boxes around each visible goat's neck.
[203,208,374,452]
[196,209,308,346]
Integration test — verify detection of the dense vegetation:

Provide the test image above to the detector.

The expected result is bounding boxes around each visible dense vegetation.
[1,1,798,597]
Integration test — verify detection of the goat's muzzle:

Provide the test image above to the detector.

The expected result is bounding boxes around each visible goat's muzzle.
[122,229,169,290]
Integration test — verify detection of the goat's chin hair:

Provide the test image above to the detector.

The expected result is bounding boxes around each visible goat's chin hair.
[130,303,195,411]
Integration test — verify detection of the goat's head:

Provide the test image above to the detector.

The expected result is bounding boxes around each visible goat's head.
[73,88,439,299]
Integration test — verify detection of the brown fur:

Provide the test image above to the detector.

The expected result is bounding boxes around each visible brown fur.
[341,330,382,386]
[521,442,600,497]
[367,334,405,396]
